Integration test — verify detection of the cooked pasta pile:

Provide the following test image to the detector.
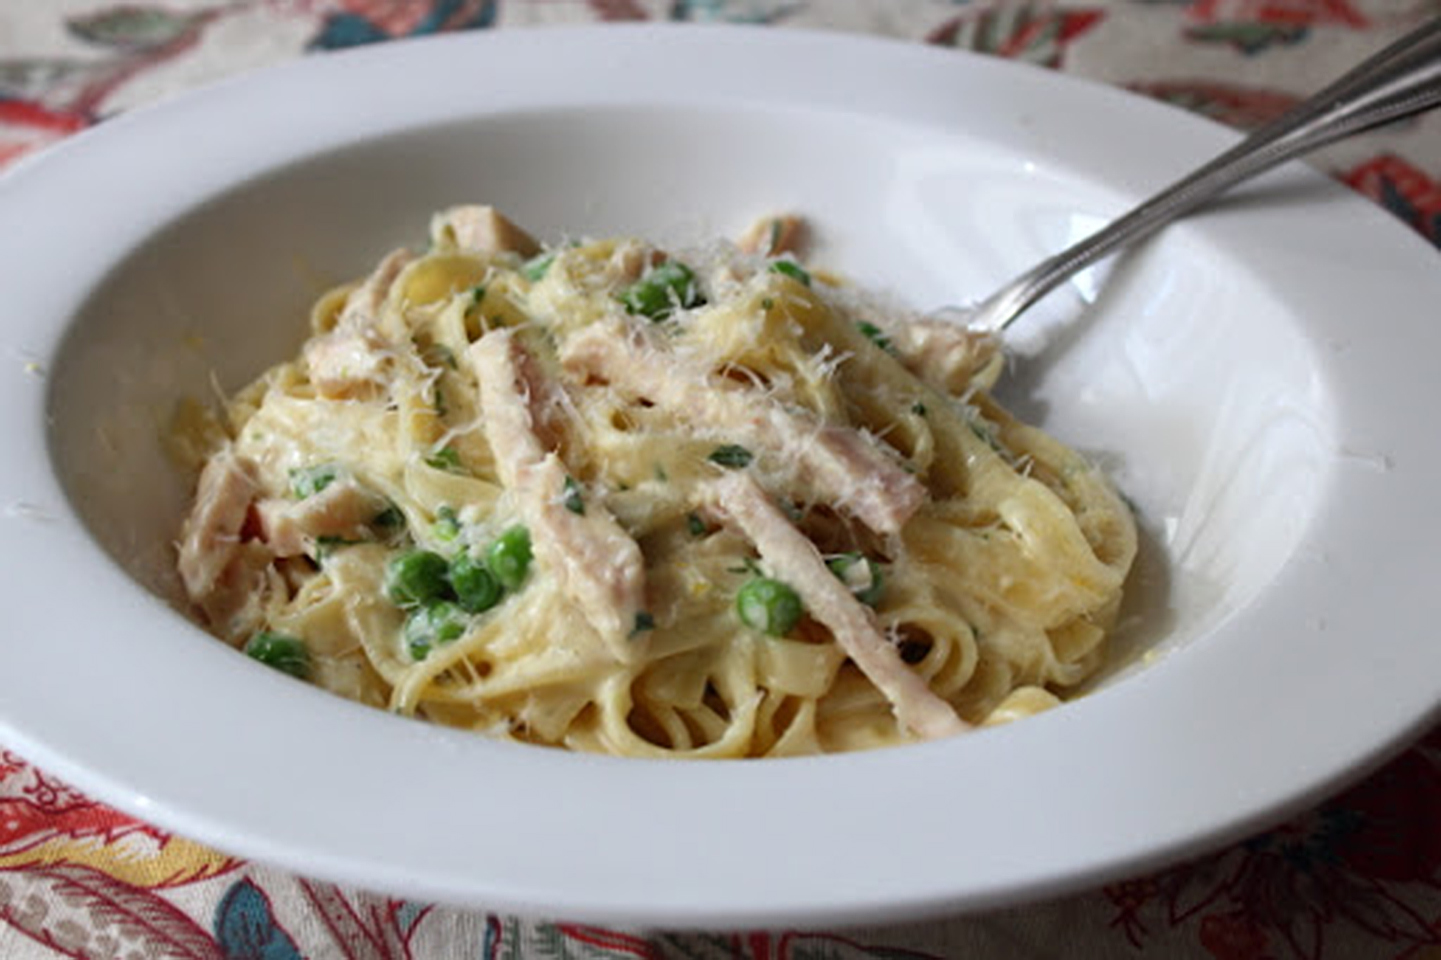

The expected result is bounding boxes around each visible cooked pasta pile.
[175,205,1137,757]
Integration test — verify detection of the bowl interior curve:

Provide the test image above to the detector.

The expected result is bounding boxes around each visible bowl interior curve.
[49,103,1336,698]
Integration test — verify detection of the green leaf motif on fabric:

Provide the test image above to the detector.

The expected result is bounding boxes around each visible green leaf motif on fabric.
[1184,22,1310,56]
[66,6,208,51]
[0,58,107,100]
[214,878,304,960]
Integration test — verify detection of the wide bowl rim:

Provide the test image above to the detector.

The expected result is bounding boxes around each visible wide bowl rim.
[1,23,1439,928]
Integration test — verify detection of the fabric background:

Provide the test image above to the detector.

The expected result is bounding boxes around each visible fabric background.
[3,2,1440,957]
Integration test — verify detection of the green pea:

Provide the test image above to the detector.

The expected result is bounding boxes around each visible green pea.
[289,463,338,499]
[385,550,452,608]
[736,577,803,637]
[244,631,311,679]
[618,261,705,321]
[827,552,884,607]
[768,259,811,286]
[487,526,532,591]
[404,600,469,660]
[451,552,503,614]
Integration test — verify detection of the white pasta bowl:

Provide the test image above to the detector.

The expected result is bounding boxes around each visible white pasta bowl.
[2,25,1439,927]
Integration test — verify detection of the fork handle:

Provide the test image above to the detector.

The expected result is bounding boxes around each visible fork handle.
[960,17,1441,334]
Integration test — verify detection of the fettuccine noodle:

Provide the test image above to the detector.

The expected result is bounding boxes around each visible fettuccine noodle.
[174,206,1137,757]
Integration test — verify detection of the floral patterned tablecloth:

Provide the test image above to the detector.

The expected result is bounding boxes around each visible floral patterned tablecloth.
[3,2,1440,958]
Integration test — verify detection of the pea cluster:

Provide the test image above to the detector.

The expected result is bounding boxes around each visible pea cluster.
[386,525,533,660]
[617,260,705,322]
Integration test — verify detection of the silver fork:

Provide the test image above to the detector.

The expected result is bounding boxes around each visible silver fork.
[949,17,1441,334]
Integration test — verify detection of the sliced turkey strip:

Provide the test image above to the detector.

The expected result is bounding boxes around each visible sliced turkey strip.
[471,330,649,662]
[178,445,258,601]
[879,316,1001,395]
[431,205,541,258]
[177,446,272,642]
[708,471,969,742]
[304,248,411,399]
[254,478,390,559]
[562,318,926,536]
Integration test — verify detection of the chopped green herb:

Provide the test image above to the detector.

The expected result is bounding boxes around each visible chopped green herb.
[736,578,803,637]
[385,550,452,608]
[856,321,894,353]
[314,535,361,564]
[618,261,705,321]
[432,505,461,543]
[562,476,585,515]
[686,512,708,537]
[631,611,655,636]
[424,343,458,369]
[244,631,311,679]
[768,259,811,286]
[827,552,884,607]
[522,252,556,282]
[289,463,338,499]
[372,504,405,530]
[726,557,764,576]
[968,420,1002,452]
[425,445,463,472]
[760,297,775,310]
[487,526,532,591]
[911,402,927,416]
[404,600,468,660]
[450,552,503,614]
[708,444,754,469]
[468,284,488,307]
[432,384,448,417]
